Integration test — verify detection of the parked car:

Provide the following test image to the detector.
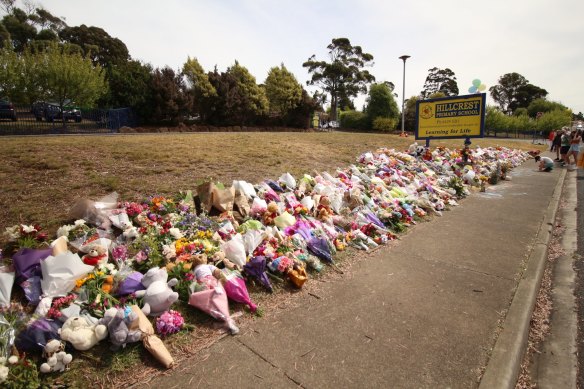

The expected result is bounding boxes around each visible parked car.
[31,101,82,123]
[0,99,17,121]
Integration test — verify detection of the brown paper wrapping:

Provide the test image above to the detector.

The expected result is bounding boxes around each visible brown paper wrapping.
[197,182,214,213]
[51,236,69,256]
[233,190,250,218]
[129,305,174,368]
[211,185,235,213]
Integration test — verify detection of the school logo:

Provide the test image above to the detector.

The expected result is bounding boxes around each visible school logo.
[420,104,434,119]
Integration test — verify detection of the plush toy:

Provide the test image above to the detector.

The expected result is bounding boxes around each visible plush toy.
[262,202,279,226]
[59,316,108,351]
[39,339,73,374]
[422,148,433,161]
[288,262,308,288]
[211,251,236,270]
[81,245,108,266]
[316,196,333,223]
[98,307,142,349]
[193,254,226,286]
[121,220,139,240]
[135,267,179,316]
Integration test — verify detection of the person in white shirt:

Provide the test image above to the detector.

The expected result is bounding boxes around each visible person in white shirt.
[535,155,554,172]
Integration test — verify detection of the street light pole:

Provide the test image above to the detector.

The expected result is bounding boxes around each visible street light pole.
[399,55,410,137]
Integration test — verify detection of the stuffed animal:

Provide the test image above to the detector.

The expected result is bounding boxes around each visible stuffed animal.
[39,339,73,374]
[211,251,236,270]
[135,267,179,316]
[262,202,279,226]
[121,220,139,240]
[99,307,142,349]
[316,196,333,223]
[59,316,108,351]
[81,245,108,266]
[193,254,226,286]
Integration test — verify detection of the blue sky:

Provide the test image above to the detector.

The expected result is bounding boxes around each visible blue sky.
[41,0,584,114]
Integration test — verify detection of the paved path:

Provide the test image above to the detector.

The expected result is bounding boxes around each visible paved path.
[140,157,563,389]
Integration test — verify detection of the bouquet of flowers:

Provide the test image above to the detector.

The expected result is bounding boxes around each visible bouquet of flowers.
[3,224,48,251]
[155,310,192,336]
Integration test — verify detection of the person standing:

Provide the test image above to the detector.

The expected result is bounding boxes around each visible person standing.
[548,129,556,150]
[560,129,571,166]
[566,129,582,170]
[552,129,563,160]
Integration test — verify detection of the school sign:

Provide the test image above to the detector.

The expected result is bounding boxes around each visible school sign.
[415,93,486,140]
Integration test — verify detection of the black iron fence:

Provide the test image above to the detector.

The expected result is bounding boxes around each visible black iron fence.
[0,104,136,136]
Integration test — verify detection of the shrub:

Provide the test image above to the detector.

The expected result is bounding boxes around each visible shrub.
[339,110,368,130]
[372,117,397,132]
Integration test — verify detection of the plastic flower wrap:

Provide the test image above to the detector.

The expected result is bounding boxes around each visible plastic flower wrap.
[56,219,97,250]
[222,270,257,313]
[155,310,185,336]
[0,303,27,359]
[243,256,272,292]
[40,237,95,298]
[0,264,15,308]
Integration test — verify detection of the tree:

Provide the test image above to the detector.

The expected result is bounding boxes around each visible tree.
[264,63,302,119]
[283,89,318,128]
[0,46,22,99]
[148,66,191,124]
[526,98,566,118]
[364,82,399,125]
[59,25,129,68]
[1,8,36,51]
[211,61,269,125]
[420,67,459,98]
[403,95,419,132]
[489,72,548,114]
[182,56,216,120]
[0,22,10,47]
[536,109,572,133]
[303,37,375,121]
[99,59,152,112]
[39,43,107,113]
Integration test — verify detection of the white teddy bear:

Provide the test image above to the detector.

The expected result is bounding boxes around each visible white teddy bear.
[59,316,108,351]
[39,339,73,373]
[135,267,179,316]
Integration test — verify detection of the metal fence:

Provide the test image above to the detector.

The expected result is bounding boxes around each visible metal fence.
[0,104,136,136]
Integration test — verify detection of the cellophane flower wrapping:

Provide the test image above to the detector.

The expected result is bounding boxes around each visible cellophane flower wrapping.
[188,281,231,323]
[242,229,264,256]
[11,248,52,284]
[307,237,333,264]
[220,233,246,268]
[222,270,257,312]
[0,266,15,308]
[40,241,94,298]
[243,256,272,292]
[14,317,61,353]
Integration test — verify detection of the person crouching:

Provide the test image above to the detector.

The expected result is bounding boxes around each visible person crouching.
[535,155,554,172]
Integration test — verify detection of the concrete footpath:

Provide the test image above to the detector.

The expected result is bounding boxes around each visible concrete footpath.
[141,156,567,389]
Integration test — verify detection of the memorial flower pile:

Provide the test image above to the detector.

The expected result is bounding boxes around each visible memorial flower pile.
[0,145,530,382]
